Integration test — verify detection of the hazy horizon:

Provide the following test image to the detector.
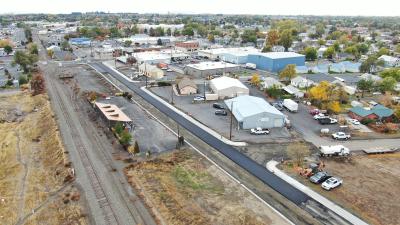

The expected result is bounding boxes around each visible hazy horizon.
[1,0,399,17]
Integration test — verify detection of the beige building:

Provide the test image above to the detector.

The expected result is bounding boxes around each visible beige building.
[177,77,197,95]
[138,63,164,79]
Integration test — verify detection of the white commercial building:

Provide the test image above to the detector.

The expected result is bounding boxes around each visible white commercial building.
[209,76,249,99]
[133,52,171,65]
[185,61,240,77]
[198,47,259,64]
[224,95,286,129]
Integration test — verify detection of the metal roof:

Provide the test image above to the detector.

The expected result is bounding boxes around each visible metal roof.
[224,95,284,122]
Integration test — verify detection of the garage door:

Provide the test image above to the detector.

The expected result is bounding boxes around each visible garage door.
[274,118,283,127]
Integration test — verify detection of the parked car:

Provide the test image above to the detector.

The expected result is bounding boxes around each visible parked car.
[310,171,332,184]
[273,103,283,111]
[318,118,338,125]
[321,177,343,190]
[215,110,227,116]
[348,119,360,125]
[309,109,320,115]
[213,103,225,109]
[332,132,351,140]
[167,69,173,72]
[314,113,328,120]
[250,127,270,135]
[193,96,205,102]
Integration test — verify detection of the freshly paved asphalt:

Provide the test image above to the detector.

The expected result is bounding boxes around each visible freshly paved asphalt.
[91,62,310,205]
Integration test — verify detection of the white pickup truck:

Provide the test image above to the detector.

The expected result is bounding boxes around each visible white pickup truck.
[319,145,350,157]
[250,127,270,135]
[331,132,351,140]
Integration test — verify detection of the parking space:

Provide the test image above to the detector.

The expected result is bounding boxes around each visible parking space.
[150,86,291,143]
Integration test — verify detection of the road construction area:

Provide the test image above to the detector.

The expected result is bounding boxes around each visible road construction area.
[125,148,292,225]
[0,91,86,225]
[282,153,400,225]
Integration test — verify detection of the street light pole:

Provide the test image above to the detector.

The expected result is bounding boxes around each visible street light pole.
[171,82,174,104]
[229,101,235,140]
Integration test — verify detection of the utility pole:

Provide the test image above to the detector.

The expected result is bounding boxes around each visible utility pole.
[203,81,206,99]
[229,101,235,140]
[171,81,174,104]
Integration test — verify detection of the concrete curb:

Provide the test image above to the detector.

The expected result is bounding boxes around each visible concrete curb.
[266,160,369,225]
[141,86,247,147]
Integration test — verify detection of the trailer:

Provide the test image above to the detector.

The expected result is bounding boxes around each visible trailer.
[319,145,350,157]
[363,147,398,154]
[283,99,298,112]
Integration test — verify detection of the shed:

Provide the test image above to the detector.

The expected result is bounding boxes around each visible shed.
[177,77,197,95]
[209,76,249,99]
[262,77,284,89]
[224,95,285,129]
[283,85,305,98]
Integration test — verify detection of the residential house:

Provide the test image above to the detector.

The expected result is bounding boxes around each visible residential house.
[349,105,394,122]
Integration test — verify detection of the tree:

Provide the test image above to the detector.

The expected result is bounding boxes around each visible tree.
[360,55,384,73]
[377,47,390,57]
[304,47,317,61]
[155,27,165,36]
[262,44,272,53]
[279,64,296,82]
[309,81,330,105]
[241,29,257,44]
[267,29,280,46]
[315,23,325,38]
[250,74,261,86]
[166,28,172,36]
[18,75,28,85]
[119,130,132,146]
[279,29,293,51]
[317,39,326,46]
[344,45,360,59]
[356,43,369,55]
[182,27,194,36]
[379,77,396,93]
[114,122,124,135]
[123,40,132,47]
[380,68,400,82]
[47,49,54,59]
[31,73,45,96]
[396,44,400,53]
[157,38,163,46]
[207,34,215,43]
[133,141,140,155]
[327,101,341,114]
[27,43,38,55]
[286,142,310,167]
[323,46,335,59]
[13,50,38,73]
[149,27,155,37]
[357,79,374,97]
[61,41,70,51]
[4,45,12,55]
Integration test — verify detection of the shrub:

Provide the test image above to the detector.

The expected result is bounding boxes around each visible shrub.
[114,122,124,135]
[18,75,28,85]
[361,118,375,125]
[119,130,132,146]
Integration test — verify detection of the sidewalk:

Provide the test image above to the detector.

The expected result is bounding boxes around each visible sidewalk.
[142,86,247,147]
[266,160,369,225]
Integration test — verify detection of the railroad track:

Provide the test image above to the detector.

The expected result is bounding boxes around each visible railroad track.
[47,75,120,225]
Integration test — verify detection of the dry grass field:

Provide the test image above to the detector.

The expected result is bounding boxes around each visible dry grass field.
[0,92,86,225]
[125,149,291,225]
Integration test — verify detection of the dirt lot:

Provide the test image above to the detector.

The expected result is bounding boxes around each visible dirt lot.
[125,149,291,225]
[282,154,400,225]
[0,92,86,225]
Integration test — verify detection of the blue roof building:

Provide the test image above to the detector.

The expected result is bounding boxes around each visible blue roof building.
[247,52,305,73]
[69,37,91,46]
[349,104,394,120]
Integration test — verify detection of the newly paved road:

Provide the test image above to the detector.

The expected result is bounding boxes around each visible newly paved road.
[90,62,310,205]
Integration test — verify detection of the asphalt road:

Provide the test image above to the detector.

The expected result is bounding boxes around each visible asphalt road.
[91,62,310,205]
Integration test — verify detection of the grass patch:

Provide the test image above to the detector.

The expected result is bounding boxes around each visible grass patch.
[172,165,224,193]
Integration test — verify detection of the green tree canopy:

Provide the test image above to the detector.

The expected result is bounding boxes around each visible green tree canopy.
[304,47,317,61]
[279,64,297,82]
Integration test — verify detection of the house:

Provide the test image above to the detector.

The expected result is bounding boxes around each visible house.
[359,73,382,82]
[291,76,315,88]
[317,46,327,58]
[296,66,309,74]
[138,63,164,79]
[312,64,329,73]
[283,85,305,98]
[185,61,240,77]
[224,95,286,129]
[378,55,399,67]
[177,77,197,95]
[262,77,284,89]
[349,105,394,121]
[209,76,249,99]
[69,37,91,46]
[247,52,305,72]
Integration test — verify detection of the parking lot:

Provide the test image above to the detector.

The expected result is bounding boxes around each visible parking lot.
[150,86,291,143]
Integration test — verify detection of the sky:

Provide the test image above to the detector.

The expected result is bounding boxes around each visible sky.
[1,0,400,17]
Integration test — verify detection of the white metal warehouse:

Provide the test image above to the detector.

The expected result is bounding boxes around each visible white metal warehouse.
[225,95,285,129]
[209,76,249,99]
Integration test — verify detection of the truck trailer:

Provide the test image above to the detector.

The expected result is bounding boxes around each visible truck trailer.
[283,99,298,112]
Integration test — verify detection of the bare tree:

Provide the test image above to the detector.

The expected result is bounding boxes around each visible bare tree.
[287,142,310,167]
